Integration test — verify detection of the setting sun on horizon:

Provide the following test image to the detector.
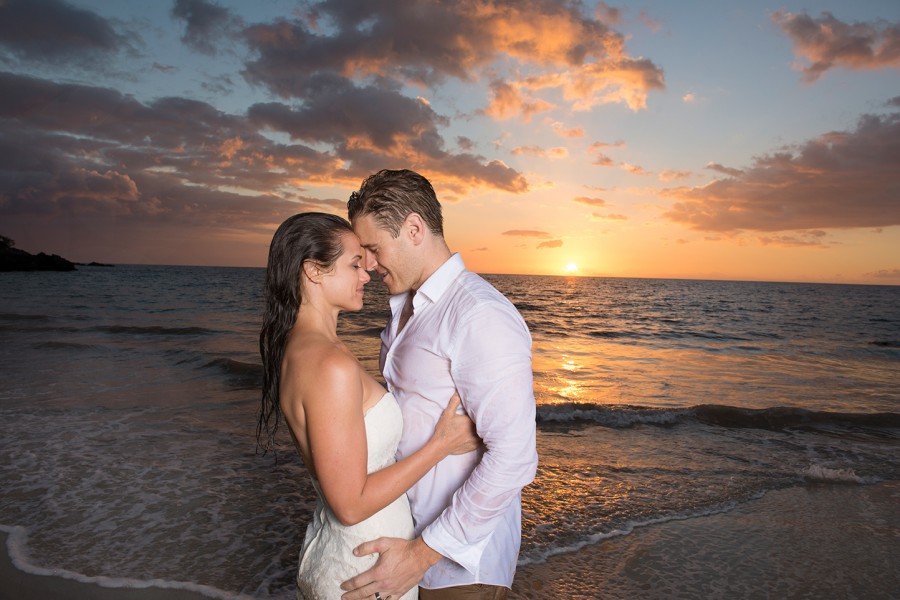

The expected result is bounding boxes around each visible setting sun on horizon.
[0,1,897,285]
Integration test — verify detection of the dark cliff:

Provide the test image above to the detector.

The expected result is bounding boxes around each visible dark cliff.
[0,236,77,271]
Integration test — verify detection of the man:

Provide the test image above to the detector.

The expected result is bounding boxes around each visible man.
[341,169,538,600]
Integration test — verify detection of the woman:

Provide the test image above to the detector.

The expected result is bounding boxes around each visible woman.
[258,213,478,600]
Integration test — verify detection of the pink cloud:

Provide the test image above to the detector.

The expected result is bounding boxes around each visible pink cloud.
[772,11,900,82]
[866,267,900,280]
[511,145,569,159]
[502,230,551,238]
[664,112,900,232]
[659,169,692,181]
[550,121,585,138]
[622,162,651,176]
[244,1,665,118]
[592,213,627,221]
[757,231,830,248]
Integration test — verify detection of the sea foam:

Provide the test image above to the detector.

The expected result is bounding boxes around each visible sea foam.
[0,524,259,599]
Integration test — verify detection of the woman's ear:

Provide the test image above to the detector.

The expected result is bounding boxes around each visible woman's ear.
[302,261,322,285]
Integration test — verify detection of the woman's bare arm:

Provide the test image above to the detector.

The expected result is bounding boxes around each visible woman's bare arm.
[284,347,477,526]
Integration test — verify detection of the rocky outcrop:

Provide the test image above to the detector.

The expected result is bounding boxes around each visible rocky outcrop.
[0,236,77,271]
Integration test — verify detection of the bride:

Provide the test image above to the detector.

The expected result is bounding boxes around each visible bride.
[257,213,479,600]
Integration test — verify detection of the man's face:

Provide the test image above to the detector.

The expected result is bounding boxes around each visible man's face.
[352,213,415,295]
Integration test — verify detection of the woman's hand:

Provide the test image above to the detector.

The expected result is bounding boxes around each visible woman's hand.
[431,391,481,455]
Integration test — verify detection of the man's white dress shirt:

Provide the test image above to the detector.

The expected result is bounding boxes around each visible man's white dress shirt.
[379,253,538,590]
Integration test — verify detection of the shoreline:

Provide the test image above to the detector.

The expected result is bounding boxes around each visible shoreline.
[512,480,900,599]
[3,481,898,600]
[0,527,227,600]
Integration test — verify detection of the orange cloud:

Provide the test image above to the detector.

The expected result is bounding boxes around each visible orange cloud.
[594,2,622,25]
[550,121,585,138]
[574,196,606,206]
[503,230,551,238]
[772,11,900,82]
[464,3,667,114]
[659,169,692,181]
[621,162,651,176]
[664,111,900,232]
[866,268,900,281]
[757,231,830,248]
[219,136,244,161]
[593,153,615,167]
[511,145,568,159]
[639,10,664,33]
[484,80,554,121]
[592,213,627,221]
[588,140,623,167]
[246,1,666,118]
[589,140,625,150]
[706,162,744,177]
[537,239,563,249]
[523,58,665,111]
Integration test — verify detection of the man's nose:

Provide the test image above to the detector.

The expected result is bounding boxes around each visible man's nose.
[364,250,378,271]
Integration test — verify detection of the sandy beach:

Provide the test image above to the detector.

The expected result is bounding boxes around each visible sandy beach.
[0,531,220,600]
[512,481,900,599]
[3,481,897,600]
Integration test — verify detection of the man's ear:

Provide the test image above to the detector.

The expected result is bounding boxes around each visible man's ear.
[404,213,426,245]
[302,261,322,285]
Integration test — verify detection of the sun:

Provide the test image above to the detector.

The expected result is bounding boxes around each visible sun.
[564,262,579,274]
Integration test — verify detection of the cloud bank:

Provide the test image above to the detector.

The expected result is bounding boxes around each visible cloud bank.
[663,111,900,232]
[773,11,900,82]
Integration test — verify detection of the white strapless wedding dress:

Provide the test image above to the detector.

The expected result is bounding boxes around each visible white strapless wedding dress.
[296,392,418,600]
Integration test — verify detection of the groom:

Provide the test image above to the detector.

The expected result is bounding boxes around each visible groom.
[342,169,538,600]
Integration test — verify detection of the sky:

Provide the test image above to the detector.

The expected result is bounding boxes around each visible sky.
[0,0,898,284]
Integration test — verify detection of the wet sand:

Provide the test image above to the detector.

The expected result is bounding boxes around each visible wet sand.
[0,532,217,600]
[3,482,898,600]
[512,481,900,599]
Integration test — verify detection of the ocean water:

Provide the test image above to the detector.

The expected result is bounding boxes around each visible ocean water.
[0,265,898,598]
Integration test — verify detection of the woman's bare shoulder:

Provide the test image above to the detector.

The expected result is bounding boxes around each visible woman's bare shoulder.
[282,333,361,400]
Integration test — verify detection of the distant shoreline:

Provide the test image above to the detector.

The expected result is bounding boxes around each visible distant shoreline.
[0,235,114,272]
[0,235,76,272]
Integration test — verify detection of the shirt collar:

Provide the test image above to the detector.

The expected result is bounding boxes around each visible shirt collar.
[418,252,465,304]
[390,253,465,312]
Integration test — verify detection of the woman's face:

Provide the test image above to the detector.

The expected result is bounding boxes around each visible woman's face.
[320,232,371,312]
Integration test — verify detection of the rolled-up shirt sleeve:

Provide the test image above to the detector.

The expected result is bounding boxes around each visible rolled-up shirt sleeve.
[421,302,538,573]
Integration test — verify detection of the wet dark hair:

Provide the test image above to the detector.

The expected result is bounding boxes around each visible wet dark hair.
[257,212,354,455]
[347,168,443,237]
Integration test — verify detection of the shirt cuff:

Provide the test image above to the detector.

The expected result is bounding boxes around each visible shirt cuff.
[421,520,494,575]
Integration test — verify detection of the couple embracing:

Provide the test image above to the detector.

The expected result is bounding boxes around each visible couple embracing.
[258,169,538,600]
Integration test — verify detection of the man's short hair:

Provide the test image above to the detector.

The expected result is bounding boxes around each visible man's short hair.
[347,169,444,238]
